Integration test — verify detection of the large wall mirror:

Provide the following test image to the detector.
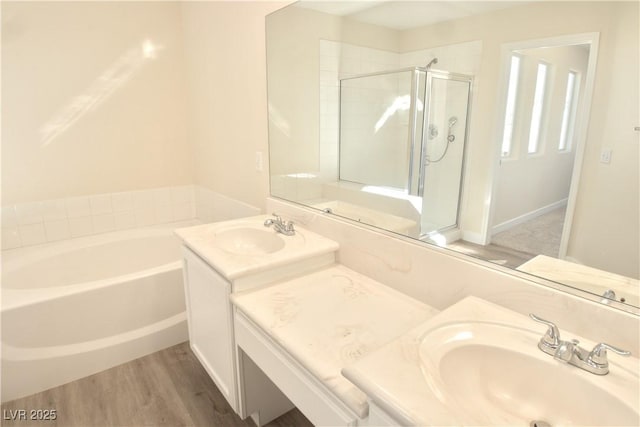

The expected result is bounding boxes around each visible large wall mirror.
[266,0,639,311]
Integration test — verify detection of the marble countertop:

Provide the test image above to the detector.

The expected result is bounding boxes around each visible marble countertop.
[175,215,339,281]
[231,264,438,419]
[517,255,639,306]
[342,296,640,426]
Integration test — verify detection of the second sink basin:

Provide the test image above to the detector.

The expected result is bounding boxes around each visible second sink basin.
[214,227,285,255]
[175,215,340,281]
[420,322,639,426]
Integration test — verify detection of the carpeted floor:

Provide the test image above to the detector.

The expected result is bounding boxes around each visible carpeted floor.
[491,206,566,258]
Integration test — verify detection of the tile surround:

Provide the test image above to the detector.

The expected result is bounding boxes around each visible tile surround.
[65,196,93,219]
[1,185,261,250]
[44,219,71,242]
[89,194,114,216]
[18,223,47,246]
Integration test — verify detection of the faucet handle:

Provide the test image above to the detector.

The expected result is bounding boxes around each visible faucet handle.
[529,313,561,350]
[554,339,580,362]
[588,342,631,367]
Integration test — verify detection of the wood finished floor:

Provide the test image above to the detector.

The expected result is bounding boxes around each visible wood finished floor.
[1,342,312,427]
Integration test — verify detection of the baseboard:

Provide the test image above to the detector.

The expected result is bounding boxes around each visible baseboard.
[491,199,567,235]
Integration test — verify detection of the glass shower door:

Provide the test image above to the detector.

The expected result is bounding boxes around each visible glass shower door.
[420,71,472,236]
[339,69,421,191]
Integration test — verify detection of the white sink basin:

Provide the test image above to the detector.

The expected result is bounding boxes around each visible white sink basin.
[420,322,640,426]
[341,297,640,426]
[214,227,285,255]
[176,216,339,281]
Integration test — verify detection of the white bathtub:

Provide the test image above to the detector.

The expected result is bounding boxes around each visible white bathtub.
[1,221,195,402]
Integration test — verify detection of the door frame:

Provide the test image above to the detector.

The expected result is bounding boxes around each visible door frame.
[482,32,600,259]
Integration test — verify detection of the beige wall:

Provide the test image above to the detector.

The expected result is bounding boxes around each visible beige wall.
[266,5,336,176]
[2,1,287,213]
[1,1,192,205]
[266,1,637,276]
[567,1,639,278]
[4,1,637,277]
[266,5,400,177]
[182,1,287,212]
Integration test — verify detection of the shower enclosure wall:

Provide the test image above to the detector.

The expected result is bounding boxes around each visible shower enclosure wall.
[338,66,472,237]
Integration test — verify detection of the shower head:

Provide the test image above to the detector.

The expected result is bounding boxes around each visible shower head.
[448,116,458,129]
[426,58,438,69]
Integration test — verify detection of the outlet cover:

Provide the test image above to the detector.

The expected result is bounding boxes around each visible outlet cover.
[255,151,264,172]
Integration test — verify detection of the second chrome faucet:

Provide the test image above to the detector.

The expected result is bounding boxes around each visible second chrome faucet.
[529,313,631,375]
[264,213,295,236]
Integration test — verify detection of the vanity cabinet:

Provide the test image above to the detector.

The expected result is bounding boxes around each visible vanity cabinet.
[182,247,238,411]
[176,216,340,423]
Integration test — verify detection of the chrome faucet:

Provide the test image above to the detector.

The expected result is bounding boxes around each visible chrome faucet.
[601,289,616,304]
[530,313,631,375]
[263,213,295,236]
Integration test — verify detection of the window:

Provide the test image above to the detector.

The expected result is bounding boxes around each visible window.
[559,71,579,151]
[528,62,549,154]
[501,55,521,157]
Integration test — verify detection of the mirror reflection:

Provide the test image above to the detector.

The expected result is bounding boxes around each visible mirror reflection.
[266,0,639,309]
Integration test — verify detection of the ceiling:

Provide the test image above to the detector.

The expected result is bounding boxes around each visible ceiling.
[296,0,528,30]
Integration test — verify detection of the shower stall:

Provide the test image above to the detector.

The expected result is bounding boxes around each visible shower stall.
[338,64,472,237]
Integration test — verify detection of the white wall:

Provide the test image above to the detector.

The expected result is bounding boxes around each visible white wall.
[1,1,192,205]
[181,1,286,213]
[567,1,639,278]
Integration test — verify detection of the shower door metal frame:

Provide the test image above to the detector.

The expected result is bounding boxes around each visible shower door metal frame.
[417,69,474,237]
[407,68,426,195]
[336,66,475,238]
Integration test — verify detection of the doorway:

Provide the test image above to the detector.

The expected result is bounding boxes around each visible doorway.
[486,33,599,261]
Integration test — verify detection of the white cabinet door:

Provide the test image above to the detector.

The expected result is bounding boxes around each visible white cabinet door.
[182,247,237,411]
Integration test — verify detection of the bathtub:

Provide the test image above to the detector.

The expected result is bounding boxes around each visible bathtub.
[1,221,195,402]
